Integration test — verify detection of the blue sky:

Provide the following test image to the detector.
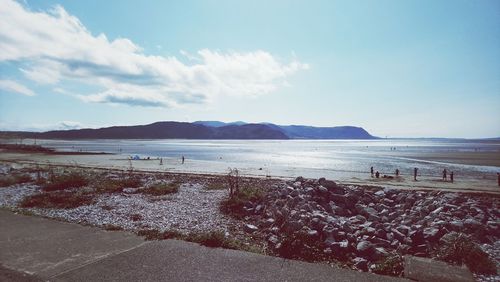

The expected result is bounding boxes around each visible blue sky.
[0,0,499,138]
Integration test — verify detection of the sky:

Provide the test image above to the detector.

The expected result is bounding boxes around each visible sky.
[0,0,499,138]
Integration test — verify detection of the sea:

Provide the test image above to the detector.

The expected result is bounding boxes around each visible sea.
[31,139,500,181]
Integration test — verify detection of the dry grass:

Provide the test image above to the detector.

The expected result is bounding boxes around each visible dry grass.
[42,171,88,191]
[20,191,94,209]
[140,182,179,196]
[0,173,32,187]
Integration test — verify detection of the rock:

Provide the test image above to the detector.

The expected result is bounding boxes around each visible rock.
[391,228,406,242]
[244,224,259,233]
[295,176,305,183]
[261,217,275,227]
[423,227,443,242]
[374,190,385,197]
[255,205,264,213]
[307,230,319,238]
[268,235,279,245]
[356,241,374,257]
[318,185,328,194]
[353,257,368,271]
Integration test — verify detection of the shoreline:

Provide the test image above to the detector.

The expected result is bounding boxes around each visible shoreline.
[1,152,499,194]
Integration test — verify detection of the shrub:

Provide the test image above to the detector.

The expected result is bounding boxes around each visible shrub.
[220,186,264,217]
[119,176,142,188]
[141,182,179,196]
[42,171,88,191]
[435,232,497,274]
[20,191,94,209]
[94,179,123,194]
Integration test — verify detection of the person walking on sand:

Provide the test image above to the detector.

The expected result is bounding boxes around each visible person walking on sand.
[442,169,447,181]
[181,155,185,164]
[414,167,418,181]
[371,166,374,177]
[450,171,454,183]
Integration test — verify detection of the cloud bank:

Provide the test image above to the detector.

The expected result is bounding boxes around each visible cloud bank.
[0,0,308,107]
[0,79,35,96]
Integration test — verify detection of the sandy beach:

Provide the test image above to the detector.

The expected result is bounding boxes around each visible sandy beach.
[1,152,498,194]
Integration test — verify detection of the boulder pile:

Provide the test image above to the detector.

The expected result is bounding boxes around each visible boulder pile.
[239,177,499,273]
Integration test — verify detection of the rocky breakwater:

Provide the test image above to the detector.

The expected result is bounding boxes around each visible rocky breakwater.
[238,177,499,276]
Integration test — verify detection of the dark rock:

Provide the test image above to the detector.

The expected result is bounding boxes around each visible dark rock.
[356,241,374,257]
[353,257,368,271]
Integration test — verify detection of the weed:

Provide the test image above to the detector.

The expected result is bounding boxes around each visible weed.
[137,229,183,240]
[130,214,143,221]
[372,254,404,276]
[104,224,123,231]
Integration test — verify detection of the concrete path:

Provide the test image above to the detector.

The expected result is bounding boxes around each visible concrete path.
[0,210,407,282]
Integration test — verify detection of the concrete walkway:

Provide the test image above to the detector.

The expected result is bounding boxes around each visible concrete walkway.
[0,210,407,282]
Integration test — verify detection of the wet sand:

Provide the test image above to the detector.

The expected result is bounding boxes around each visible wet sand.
[1,152,499,194]
[393,151,500,167]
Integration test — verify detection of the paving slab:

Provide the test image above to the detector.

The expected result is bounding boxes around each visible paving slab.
[52,239,406,282]
[0,210,145,278]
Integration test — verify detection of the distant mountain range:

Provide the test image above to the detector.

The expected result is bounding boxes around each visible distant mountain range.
[0,121,376,140]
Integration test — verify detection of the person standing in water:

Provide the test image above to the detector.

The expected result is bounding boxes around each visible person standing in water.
[395,169,400,177]
[370,166,374,177]
[442,169,447,181]
[414,167,418,181]
[450,171,454,183]
[182,155,185,164]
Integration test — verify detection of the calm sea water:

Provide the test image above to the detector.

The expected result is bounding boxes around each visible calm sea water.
[32,139,500,181]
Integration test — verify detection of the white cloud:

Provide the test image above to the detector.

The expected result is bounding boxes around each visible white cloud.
[0,79,35,96]
[0,0,308,107]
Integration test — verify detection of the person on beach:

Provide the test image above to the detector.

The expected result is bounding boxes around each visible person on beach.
[159,158,163,165]
[450,171,454,183]
[442,169,447,181]
[497,173,500,187]
[371,166,374,177]
[182,156,185,164]
[375,171,380,178]
[395,169,400,177]
[414,167,418,181]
